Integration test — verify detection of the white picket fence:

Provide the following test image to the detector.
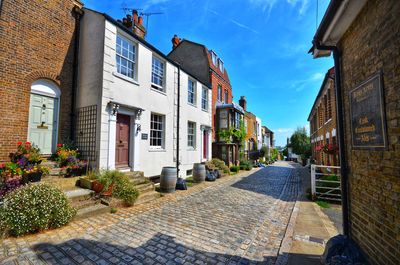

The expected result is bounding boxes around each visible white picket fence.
[311,164,342,203]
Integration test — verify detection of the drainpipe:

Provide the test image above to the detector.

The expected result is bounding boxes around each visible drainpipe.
[176,65,181,178]
[314,40,350,237]
[70,7,83,141]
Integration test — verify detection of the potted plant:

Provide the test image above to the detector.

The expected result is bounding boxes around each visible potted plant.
[23,164,49,183]
[79,170,99,190]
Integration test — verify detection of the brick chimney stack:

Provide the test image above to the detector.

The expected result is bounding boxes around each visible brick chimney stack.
[172,34,181,49]
[239,96,247,111]
[121,10,147,39]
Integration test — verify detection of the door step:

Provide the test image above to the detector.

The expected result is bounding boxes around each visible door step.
[75,204,110,220]
[135,191,161,205]
[65,189,94,203]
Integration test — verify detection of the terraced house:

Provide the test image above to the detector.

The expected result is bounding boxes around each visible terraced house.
[0,0,83,160]
[75,9,212,177]
[308,67,338,166]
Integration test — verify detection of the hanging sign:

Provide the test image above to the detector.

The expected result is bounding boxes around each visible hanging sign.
[349,72,387,149]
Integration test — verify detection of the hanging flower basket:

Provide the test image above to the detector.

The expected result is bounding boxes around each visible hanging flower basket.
[323,144,338,155]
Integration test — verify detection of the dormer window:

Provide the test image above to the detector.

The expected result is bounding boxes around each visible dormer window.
[211,51,217,66]
[218,58,224,73]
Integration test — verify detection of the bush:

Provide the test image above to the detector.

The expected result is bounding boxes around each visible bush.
[98,170,139,206]
[239,160,252,171]
[230,166,240,173]
[0,184,76,236]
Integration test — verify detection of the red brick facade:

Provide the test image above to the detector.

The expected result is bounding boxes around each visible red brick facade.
[0,0,82,160]
[207,52,233,140]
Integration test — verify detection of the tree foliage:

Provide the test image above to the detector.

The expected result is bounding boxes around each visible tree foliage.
[289,127,311,158]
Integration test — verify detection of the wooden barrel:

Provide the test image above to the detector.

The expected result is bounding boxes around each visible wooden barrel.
[160,167,177,193]
[193,163,206,183]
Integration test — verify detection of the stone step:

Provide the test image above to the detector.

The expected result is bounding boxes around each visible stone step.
[135,191,161,206]
[41,160,58,167]
[125,171,145,178]
[74,204,110,220]
[65,189,94,203]
[136,182,154,194]
[71,198,100,210]
[129,177,148,186]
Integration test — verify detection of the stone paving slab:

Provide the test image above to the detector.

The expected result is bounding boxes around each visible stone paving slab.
[0,162,300,265]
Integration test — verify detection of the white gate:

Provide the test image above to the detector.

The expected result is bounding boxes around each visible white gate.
[311,165,341,202]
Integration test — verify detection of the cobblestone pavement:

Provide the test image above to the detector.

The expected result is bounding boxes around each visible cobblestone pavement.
[0,161,301,265]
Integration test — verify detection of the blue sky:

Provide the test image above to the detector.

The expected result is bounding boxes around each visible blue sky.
[84,0,333,147]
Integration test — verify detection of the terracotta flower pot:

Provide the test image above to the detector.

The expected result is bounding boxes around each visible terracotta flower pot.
[92,180,104,193]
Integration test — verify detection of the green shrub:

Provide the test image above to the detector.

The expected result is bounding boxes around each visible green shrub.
[98,170,139,206]
[0,184,76,236]
[211,158,226,169]
[230,166,240,173]
[239,160,252,171]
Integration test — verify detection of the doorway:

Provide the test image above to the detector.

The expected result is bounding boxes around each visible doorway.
[115,113,130,168]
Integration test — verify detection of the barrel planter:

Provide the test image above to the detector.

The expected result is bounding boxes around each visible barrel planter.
[160,167,177,193]
[193,163,206,183]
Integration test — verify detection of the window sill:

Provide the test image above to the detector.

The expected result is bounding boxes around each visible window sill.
[113,72,139,86]
[148,148,166,152]
[187,148,196,151]
[151,87,167,95]
[188,102,197,108]
[201,108,209,113]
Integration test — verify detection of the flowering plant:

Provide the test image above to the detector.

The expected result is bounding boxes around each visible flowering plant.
[55,144,80,167]
[323,143,338,155]
[64,160,87,177]
[0,178,22,199]
[10,142,42,165]
[315,145,322,152]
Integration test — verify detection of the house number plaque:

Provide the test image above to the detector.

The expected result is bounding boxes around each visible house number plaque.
[349,72,387,149]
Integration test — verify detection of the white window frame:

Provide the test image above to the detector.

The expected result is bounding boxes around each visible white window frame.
[151,55,165,91]
[187,121,196,149]
[116,34,136,80]
[218,58,224,72]
[217,84,222,102]
[201,86,208,111]
[150,113,165,149]
[188,79,196,105]
[211,51,217,66]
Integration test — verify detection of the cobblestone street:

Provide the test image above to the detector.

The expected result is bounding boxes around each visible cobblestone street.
[1,162,302,265]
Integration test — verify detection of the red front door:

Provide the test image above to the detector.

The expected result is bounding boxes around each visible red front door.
[203,130,208,159]
[115,114,130,167]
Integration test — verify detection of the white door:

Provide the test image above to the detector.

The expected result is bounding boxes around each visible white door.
[28,93,58,154]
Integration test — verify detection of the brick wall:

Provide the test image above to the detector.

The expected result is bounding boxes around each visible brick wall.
[310,73,339,166]
[0,0,81,160]
[210,72,232,140]
[338,0,400,264]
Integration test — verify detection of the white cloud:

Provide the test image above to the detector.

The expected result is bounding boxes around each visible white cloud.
[207,9,259,34]
[292,71,325,92]
[248,0,309,16]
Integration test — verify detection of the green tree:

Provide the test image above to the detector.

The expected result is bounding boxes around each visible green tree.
[289,127,311,159]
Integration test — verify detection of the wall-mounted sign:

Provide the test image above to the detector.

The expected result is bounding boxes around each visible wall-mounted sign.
[349,72,387,149]
[141,133,148,140]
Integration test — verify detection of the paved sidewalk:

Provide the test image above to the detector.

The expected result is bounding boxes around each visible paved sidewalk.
[276,166,340,265]
[1,163,301,265]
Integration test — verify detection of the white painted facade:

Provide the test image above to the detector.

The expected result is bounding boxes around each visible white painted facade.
[77,9,212,177]
[255,117,262,150]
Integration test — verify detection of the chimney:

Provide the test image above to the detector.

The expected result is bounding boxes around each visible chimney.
[171,34,181,49]
[120,10,147,39]
[239,96,247,111]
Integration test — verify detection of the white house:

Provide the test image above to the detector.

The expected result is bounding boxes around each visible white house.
[76,9,212,177]
[255,116,262,150]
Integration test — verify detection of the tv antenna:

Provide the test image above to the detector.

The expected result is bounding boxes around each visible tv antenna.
[122,7,143,15]
[140,12,164,31]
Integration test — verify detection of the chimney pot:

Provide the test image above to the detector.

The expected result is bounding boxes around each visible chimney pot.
[138,16,143,25]
[239,96,247,111]
[172,34,181,49]
[133,10,138,23]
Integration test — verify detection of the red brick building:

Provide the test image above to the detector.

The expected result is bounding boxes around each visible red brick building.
[168,39,233,140]
[0,0,83,160]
